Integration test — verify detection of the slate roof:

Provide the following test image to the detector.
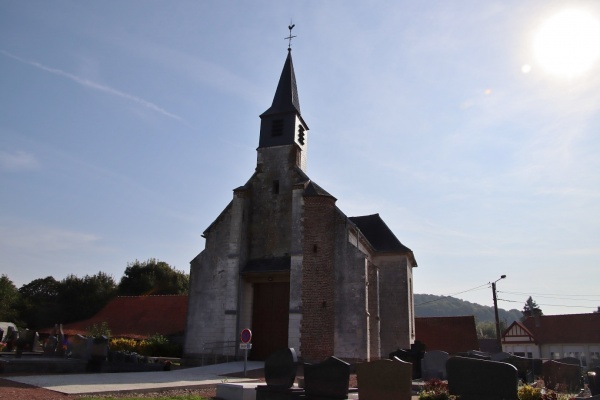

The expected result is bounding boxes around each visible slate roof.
[261,49,302,118]
[515,313,600,344]
[349,214,413,255]
[57,295,188,339]
[415,316,480,354]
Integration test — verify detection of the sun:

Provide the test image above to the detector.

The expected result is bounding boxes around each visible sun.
[534,9,600,78]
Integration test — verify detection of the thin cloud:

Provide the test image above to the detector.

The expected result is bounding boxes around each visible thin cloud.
[0,150,40,171]
[0,50,185,123]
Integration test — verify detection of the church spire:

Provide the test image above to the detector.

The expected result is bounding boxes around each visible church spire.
[258,27,309,161]
[260,49,301,118]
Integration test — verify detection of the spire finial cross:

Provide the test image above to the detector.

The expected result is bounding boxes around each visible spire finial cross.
[285,22,296,50]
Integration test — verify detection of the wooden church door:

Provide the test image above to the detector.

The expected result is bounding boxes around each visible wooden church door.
[250,282,290,360]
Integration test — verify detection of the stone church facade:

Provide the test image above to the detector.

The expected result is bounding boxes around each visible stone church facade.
[184,48,417,363]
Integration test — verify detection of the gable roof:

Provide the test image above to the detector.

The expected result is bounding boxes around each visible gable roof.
[349,214,415,258]
[58,295,188,339]
[416,316,480,354]
[515,313,600,344]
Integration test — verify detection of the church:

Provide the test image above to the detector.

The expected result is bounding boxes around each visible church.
[184,44,418,363]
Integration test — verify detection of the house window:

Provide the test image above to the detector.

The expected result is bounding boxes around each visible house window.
[297,125,305,145]
[272,119,284,136]
[550,352,561,359]
[273,180,280,194]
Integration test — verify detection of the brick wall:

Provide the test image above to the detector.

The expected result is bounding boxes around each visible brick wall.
[301,195,337,362]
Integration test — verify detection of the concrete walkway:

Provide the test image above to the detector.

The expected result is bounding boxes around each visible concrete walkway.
[5,361,264,395]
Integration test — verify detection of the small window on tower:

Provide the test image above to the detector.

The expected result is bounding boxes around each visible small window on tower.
[273,180,280,194]
[272,119,284,136]
[297,125,305,145]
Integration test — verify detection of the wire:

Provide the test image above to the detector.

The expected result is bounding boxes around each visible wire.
[497,298,599,310]
[499,290,600,299]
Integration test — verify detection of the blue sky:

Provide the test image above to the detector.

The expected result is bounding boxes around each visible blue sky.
[1,1,599,316]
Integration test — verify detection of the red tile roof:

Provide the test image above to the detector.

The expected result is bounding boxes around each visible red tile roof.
[519,313,600,344]
[415,316,480,354]
[58,295,188,339]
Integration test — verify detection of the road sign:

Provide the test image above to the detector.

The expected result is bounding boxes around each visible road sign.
[240,328,252,344]
[239,343,252,350]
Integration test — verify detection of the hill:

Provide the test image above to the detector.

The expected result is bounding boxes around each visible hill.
[414,294,522,324]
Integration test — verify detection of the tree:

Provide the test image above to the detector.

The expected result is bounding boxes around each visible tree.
[57,272,117,324]
[0,275,21,324]
[117,259,189,296]
[522,296,543,317]
[17,276,61,329]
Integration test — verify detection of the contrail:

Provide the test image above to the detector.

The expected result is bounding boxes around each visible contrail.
[1,50,185,123]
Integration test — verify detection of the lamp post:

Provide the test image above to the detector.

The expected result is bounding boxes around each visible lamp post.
[492,275,507,352]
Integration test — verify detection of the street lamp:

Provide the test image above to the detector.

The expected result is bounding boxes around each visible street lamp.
[492,275,507,352]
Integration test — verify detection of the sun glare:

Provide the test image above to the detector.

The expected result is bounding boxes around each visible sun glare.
[534,9,600,78]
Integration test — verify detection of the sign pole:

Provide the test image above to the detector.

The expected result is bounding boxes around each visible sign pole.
[239,328,252,378]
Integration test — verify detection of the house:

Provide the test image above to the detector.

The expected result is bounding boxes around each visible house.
[415,316,480,354]
[184,45,417,363]
[56,295,188,341]
[502,313,600,369]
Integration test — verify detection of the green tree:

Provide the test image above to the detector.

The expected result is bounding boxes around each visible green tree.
[0,275,21,324]
[476,320,507,338]
[57,272,117,324]
[17,276,61,329]
[117,259,189,296]
[522,296,543,317]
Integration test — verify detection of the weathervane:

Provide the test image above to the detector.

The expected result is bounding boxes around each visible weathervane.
[285,22,296,50]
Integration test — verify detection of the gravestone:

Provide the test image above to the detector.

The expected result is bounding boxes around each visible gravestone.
[389,348,423,379]
[69,334,92,360]
[43,335,58,355]
[4,326,18,351]
[55,324,66,357]
[558,357,582,367]
[505,355,544,383]
[447,356,519,400]
[588,367,600,396]
[543,360,582,393]
[88,336,109,372]
[255,348,303,400]
[490,352,512,362]
[422,350,449,380]
[303,356,350,400]
[357,357,412,400]
[457,350,490,360]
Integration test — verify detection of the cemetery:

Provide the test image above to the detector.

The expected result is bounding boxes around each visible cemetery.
[3,317,600,399]
[0,323,177,374]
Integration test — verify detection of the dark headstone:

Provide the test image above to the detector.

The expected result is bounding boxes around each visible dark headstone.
[422,350,449,380]
[303,356,350,399]
[256,348,303,400]
[542,360,583,393]
[505,355,543,383]
[264,348,298,388]
[490,352,512,362]
[43,335,58,355]
[589,367,600,396]
[88,336,109,372]
[389,348,423,379]
[456,350,491,360]
[69,334,92,360]
[558,357,581,367]
[447,356,519,400]
[357,357,412,400]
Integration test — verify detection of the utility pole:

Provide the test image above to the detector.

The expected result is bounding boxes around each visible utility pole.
[492,275,507,352]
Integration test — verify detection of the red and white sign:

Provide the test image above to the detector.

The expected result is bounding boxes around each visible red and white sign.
[240,328,252,344]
